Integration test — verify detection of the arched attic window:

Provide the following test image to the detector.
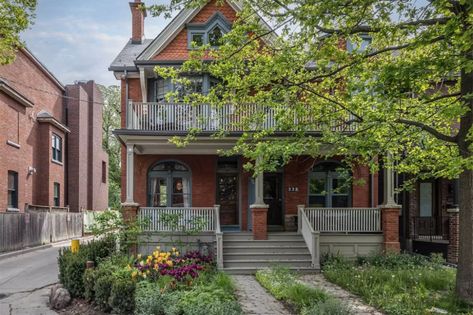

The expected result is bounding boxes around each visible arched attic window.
[148,161,191,207]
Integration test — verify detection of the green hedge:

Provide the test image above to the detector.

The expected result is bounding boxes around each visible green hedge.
[58,236,116,298]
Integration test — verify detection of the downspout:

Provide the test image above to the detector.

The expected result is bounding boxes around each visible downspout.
[124,67,129,128]
[370,172,374,207]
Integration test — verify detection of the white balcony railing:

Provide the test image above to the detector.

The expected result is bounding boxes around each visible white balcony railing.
[126,101,356,132]
[301,207,381,233]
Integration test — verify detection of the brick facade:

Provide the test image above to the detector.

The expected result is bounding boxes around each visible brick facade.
[0,49,108,212]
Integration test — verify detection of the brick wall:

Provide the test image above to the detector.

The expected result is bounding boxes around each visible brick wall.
[0,49,65,212]
[153,0,237,60]
[133,155,217,207]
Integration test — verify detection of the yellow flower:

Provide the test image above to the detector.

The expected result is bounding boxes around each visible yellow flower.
[131,271,138,278]
[175,251,179,256]
[172,247,177,252]
[137,254,142,259]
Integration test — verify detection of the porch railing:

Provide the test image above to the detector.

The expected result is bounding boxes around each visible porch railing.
[126,101,356,132]
[303,207,381,233]
[412,216,449,241]
[138,206,223,269]
[297,205,320,268]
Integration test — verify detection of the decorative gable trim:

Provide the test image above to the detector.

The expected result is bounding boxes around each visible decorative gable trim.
[137,0,275,61]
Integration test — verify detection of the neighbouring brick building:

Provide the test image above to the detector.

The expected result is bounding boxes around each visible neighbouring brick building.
[0,47,108,213]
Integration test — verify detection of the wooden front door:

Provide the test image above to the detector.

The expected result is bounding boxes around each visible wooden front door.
[216,173,239,225]
[264,173,283,226]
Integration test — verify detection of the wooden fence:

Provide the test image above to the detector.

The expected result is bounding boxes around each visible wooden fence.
[0,210,83,253]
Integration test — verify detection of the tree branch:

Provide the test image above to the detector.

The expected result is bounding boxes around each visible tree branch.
[396,118,458,143]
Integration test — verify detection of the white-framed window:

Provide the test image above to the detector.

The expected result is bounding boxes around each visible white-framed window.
[52,134,62,163]
[7,171,18,209]
[308,162,352,208]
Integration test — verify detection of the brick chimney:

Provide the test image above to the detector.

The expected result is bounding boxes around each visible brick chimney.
[130,0,146,44]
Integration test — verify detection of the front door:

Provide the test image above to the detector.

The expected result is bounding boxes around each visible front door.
[264,173,283,226]
[216,173,239,226]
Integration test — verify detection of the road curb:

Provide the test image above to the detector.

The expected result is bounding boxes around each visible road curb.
[0,236,95,261]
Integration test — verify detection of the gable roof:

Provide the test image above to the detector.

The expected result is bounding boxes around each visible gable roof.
[109,39,153,72]
[0,78,34,107]
[137,0,275,61]
[21,47,65,91]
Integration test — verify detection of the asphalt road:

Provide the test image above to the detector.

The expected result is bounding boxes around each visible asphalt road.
[0,241,74,315]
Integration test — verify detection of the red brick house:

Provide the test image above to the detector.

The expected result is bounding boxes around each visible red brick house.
[0,48,108,213]
[110,0,401,272]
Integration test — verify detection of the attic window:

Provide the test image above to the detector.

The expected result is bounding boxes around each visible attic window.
[208,26,223,46]
[191,33,204,47]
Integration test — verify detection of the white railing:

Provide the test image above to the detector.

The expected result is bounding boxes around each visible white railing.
[139,206,223,269]
[303,207,381,233]
[138,207,218,232]
[126,101,356,132]
[298,205,320,268]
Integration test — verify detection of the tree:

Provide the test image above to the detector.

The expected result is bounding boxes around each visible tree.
[0,0,36,65]
[150,0,473,301]
[99,85,121,209]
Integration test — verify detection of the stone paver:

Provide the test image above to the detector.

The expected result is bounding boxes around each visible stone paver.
[232,275,292,315]
[299,274,384,315]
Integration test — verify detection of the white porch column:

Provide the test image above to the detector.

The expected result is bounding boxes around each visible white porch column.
[125,143,136,204]
[383,151,398,207]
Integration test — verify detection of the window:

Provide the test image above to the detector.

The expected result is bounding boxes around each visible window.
[208,26,223,46]
[190,33,204,47]
[308,162,351,207]
[53,182,60,207]
[102,161,107,183]
[7,171,18,209]
[52,134,62,163]
[174,76,204,99]
[148,161,191,207]
[347,35,372,52]
[419,182,433,217]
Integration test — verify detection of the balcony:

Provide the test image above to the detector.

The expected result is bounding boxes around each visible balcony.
[126,101,356,133]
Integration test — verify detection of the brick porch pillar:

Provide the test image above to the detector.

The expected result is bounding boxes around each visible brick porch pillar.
[447,207,459,264]
[251,205,269,240]
[121,202,140,254]
[381,205,401,253]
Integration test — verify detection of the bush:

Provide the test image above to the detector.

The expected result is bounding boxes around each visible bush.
[302,298,353,315]
[109,270,136,314]
[58,236,117,298]
[135,282,167,315]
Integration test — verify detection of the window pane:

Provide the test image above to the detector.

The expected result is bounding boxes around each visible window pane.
[332,196,349,207]
[209,26,223,46]
[419,182,433,217]
[152,178,167,207]
[309,176,326,195]
[8,173,14,190]
[191,33,204,46]
[172,178,184,207]
[309,196,325,207]
[332,177,349,194]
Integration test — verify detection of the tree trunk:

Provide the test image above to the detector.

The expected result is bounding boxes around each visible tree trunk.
[456,169,473,302]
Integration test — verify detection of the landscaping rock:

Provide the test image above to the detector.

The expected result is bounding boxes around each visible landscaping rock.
[49,283,63,304]
[50,286,71,310]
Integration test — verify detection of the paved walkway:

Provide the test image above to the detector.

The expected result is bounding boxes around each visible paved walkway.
[299,274,384,315]
[232,275,292,315]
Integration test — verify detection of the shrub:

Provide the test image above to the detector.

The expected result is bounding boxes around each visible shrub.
[58,236,117,298]
[302,298,353,315]
[135,281,167,315]
[83,268,98,301]
[109,270,136,314]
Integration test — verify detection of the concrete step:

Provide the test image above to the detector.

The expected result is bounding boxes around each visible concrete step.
[224,259,312,268]
[223,245,309,254]
[223,266,318,275]
[223,239,306,247]
[223,232,302,241]
[224,252,311,260]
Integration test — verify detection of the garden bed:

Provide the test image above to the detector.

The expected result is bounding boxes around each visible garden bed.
[255,266,354,315]
[322,253,472,315]
[58,238,242,315]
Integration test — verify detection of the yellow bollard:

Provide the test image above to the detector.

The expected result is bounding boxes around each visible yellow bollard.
[71,239,80,253]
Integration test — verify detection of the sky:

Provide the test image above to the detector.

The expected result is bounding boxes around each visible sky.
[22,0,170,87]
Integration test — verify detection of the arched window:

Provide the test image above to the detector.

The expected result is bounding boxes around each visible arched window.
[308,162,351,208]
[148,161,191,207]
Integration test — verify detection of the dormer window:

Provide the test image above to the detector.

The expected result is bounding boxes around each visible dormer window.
[208,26,223,46]
[187,12,231,49]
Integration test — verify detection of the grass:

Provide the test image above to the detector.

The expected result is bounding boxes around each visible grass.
[256,266,353,315]
[322,253,473,315]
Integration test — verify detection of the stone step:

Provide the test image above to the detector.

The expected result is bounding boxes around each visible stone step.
[223,245,309,254]
[224,259,312,268]
[224,252,311,260]
[223,266,318,275]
